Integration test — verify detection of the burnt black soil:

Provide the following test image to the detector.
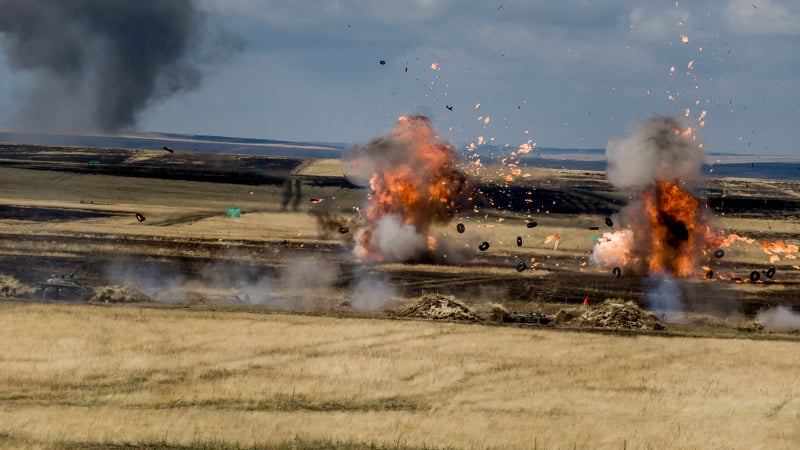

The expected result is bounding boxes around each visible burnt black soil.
[1,144,798,318]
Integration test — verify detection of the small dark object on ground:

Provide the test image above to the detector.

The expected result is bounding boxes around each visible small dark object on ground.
[766,267,776,278]
[714,249,725,258]
[612,267,621,278]
[706,269,714,279]
[338,226,349,234]
[516,261,526,272]
[163,146,173,154]
[749,271,761,282]
[526,221,537,228]
[135,213,145,222]
[516,236,522,246]
[588,226,599,230]
[504,311,550,325]
[605,217,614,227]
[456,223,465,233]
[478,241,490,251]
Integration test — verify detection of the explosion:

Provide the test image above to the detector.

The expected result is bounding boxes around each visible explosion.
[592,115,711,277]
[345,116,467,262]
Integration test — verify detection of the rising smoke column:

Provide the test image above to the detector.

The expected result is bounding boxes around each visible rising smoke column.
[592,115,709,277]
[345,115,467,262]
[0,0,237,132]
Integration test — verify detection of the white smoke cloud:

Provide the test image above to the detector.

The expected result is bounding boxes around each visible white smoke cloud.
[757,306,800,332]
[606,115,703,189]
[349,274,399,311]
[645,274,687,323]
[104,254,340,309]
[354,213,428,263]
[590,228,634,269]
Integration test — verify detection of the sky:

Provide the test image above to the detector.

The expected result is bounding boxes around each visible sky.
[0,0,798,155]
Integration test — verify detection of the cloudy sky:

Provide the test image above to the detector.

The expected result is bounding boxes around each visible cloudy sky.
[0,0,798,155]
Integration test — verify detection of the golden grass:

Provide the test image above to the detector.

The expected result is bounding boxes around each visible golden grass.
[0,302,798,449]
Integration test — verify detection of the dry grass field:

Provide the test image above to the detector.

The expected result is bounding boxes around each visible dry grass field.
[0,302,798,450]
[1,144,799,449]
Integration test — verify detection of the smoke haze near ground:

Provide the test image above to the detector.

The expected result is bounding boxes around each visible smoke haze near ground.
[757,306,800,332]
[0,0,239,132]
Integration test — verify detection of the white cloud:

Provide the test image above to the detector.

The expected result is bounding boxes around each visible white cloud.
[724,0,800,35]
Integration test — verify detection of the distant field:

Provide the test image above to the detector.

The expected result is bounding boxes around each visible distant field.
[0,143,799,449]
[0,302,798,450]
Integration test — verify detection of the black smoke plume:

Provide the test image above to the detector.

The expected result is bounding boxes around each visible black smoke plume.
[0,0,239,132]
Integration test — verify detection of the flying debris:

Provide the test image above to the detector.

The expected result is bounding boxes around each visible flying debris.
[749,271,761,282]
[516,261,527,272]
[766,267,776,278]
[526,221,538,228]
[379,60,386,65]
[345,115,467,262]
[478,241,490,251]
[456,223,465,233]
[338,226,349,234]
[135,213,145,223]
[309,198,324,203]
[445,105,453,111]
[714,249,725,259]
[516,236,523,247]
[605,217,613,227]
[706,269,714,279]
[163,146,174,154]
[588,226,600,231]
[612,267,622,278]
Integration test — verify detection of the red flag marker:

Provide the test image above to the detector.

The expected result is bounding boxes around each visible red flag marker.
[582,296,589,306]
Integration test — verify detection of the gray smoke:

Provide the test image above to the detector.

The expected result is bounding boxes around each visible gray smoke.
[349,274,399,311]
[606,115,704,189]
[0,0,239,132]
[757,306,800,332]
[645,274,687,323]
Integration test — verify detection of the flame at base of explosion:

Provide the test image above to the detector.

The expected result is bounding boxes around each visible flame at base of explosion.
[346,116,467,263]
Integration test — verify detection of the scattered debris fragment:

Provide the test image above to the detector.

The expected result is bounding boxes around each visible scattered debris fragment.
[135,212,146,222]
[766,267,776,278]
[588,226,600,230]
[750,271,761,282]
[714,249,724,259]
[163,146,174,154]
[612,267,622,278]
[706,269,714,279]
[526,221,538,228]
[516,261,527,272]
[446,105,454,111]
[479,241,490,251]
[338,226,349,234]
[379,60,386,65]
[456,223,465,233]
[516,236,523,247]
[605,217,614,227]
